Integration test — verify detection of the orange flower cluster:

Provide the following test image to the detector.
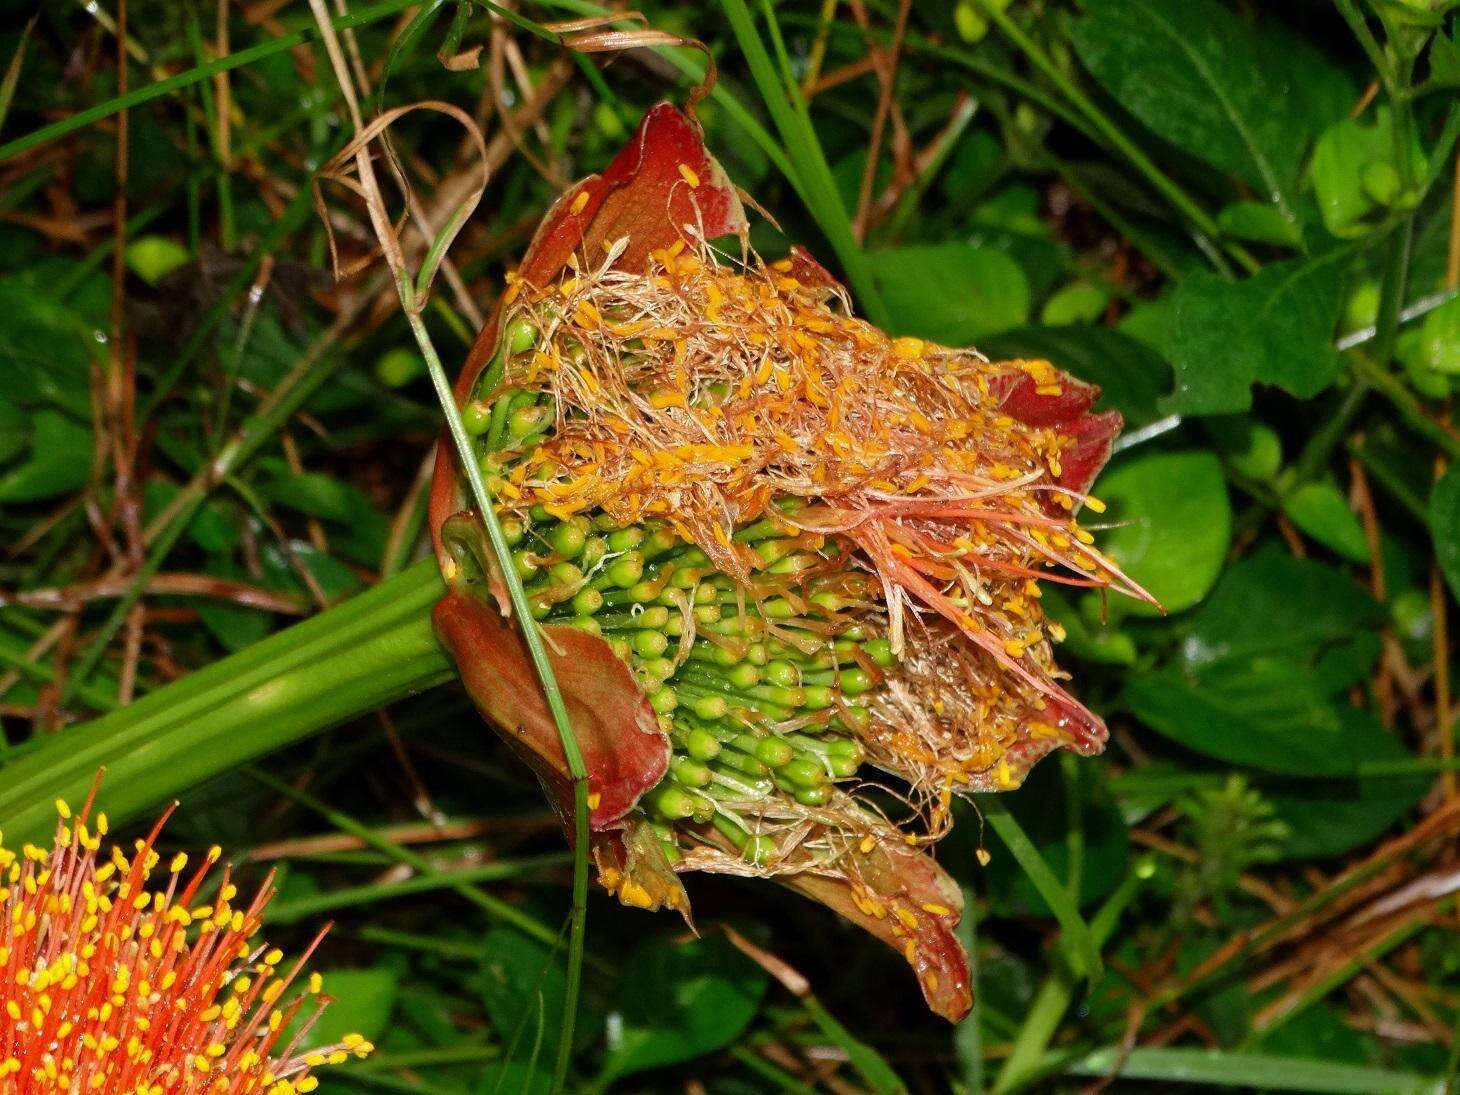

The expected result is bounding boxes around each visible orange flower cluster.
[0,793,370,1093]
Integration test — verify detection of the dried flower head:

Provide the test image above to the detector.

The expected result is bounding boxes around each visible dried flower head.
[0,790,371,1092]
[430,104,1147,1020]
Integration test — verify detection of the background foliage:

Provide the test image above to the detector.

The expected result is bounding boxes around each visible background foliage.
[1,0,1459,1090]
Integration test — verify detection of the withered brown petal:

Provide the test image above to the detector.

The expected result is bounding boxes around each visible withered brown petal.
[781,841,971,1022]
[432,590,668,830]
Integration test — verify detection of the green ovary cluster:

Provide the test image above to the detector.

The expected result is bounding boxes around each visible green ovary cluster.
[463,322,892,866]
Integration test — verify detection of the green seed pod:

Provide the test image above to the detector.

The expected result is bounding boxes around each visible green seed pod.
[647,784,697,821]
[570,588,604,616]
[672,756,712,788]
[608,527,645,552]
[580,537,608,570]
[691,694,729,721]
[549,519,589,559]
[631,629,669,659]
[765,660,800,688]
[604,551,645,588]
[863,637,895,667]
[648,685,678,714]
[748,735,794,768]
[793,784,831,807]
[779,757,828,788]
[461,401,492,436]
[505,317,538,356]
[726,662,761,690]
[683,726,722,761]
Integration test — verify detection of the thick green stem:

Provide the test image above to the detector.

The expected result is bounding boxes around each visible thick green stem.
[0,560,451,844]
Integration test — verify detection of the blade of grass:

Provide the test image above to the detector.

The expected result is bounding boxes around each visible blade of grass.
[991,865,1145,1094]
[1061,1047,1442,1094]
[0,560,452,844]
[0,14,37,139]
[249,768,571,950]
[717,0,890,326]
[303,10,588,1088]
[981,797,1101,985]
[0,0,423,162]
[265,852,571,923]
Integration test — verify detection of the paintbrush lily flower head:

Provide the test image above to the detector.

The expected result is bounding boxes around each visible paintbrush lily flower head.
[0,793,371,1092]
[429,104,1146,1021]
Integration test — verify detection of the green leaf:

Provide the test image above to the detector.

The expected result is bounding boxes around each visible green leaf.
[0,278,98,418]
[478,926,601,1067]
[1093,451,1231,615]
[294,968,397,1049]
[979,325,1171,426]
[983,800,1103,985]
[1069,0,1314,207]
[1416,293,1460,375]
[1309,108,1426,238]
[1040,282,1110,326]
[0,409,91,502]
[1163,254,1346,414]
[1430,463,1460,603]
[1268,713,1426,858]
[1282,482,1370,563]
[1124,660,1363,775]
[870,243,1029,345]
[1175,545,1382,668]
[1430,31,1460,87]
[1216,201,1303,248]
[0,395,28,464]
[601,933,767,1081]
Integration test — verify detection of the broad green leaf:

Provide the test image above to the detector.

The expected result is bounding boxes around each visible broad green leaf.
[1430,464,1460,603]
[1205,417,1283,482]
[0,280,98,417]
[1069,0,1326,207]
[1268,711,1426,858]
[1162,254,1346,414]
[293,968,397,1049]
[1282,482,1370,563]
[1216,201,1303,248]
[1093,451,1231,615]
[0,409,91,502]
[1040,282,1110,326]
[601,933,766,1081]
[870,243,1029,345]
[478,926,600,1067]
[0,396,27,464]
[1125,659,1363,775]
[1416,293,1460,374]
[1175,545,1381,669]
[979,325,1171,426]
[1309,108,1426,238]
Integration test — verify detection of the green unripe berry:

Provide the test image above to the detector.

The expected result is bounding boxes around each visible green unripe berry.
[862,637,895,667]
[606,551,645,588]
[765,660,799,688]
[692,694,729,721]
[571,588,604,616]
[512,550,539,581]
[794,784,831,806]
[608,527,645,552]
[648,784,696,821]
[648,686,678,714]
[742,834,776,864]
[549,519,588,558]
[683,727,722,761]
[581,537,608,569]
[505,318,538,356]
[780,757,827,788]
[461,400,491,435]
[672,756,712,788]
[633,629,669,658]
[726,663,760,690]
